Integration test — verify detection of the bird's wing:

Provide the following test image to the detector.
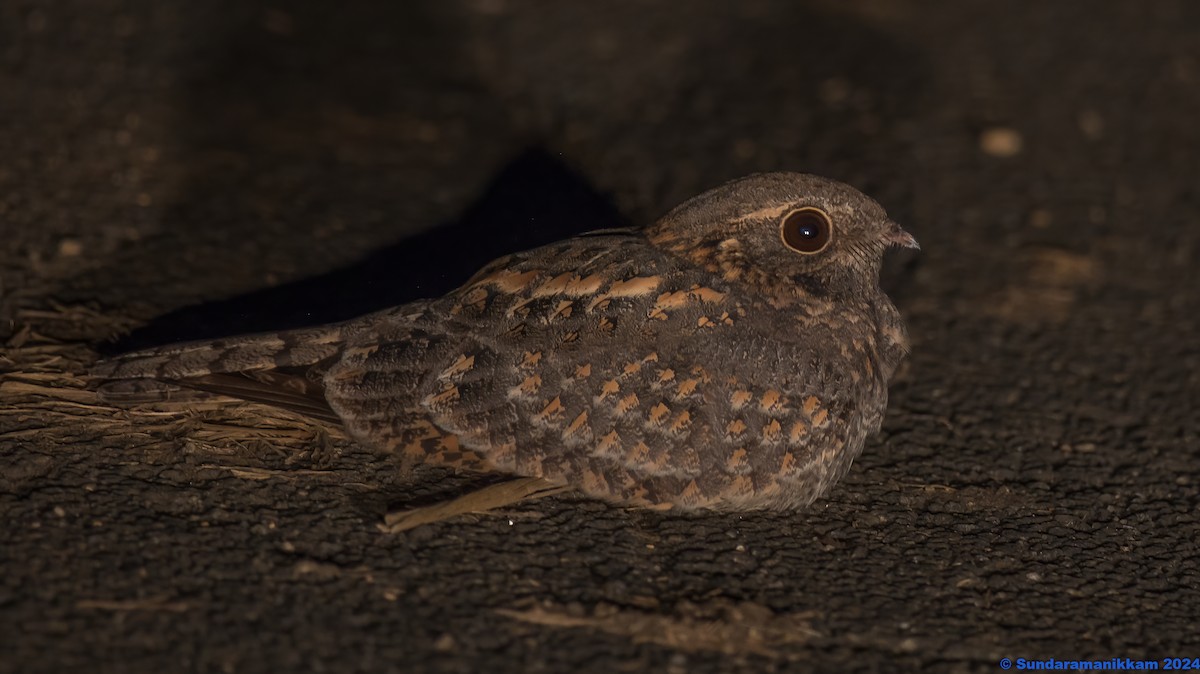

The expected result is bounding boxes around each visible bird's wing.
[325,234,861,509]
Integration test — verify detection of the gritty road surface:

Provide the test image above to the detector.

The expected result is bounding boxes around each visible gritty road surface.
[2,1,1198,672]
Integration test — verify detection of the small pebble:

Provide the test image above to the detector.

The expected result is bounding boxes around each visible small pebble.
[1078,110,1104,139]
[979,127,1023,157]
[58,239,83,257]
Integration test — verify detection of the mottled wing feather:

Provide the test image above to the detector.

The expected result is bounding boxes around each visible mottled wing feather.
[181,372,341,423]
[325,234,873,509]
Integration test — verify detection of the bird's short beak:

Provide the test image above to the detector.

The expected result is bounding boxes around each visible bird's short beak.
[885,220,920,250]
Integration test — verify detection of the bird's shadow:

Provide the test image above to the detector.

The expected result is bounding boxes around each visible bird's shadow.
[102,149,628,354]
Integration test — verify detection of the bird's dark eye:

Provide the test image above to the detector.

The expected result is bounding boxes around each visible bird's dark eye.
[780,208,833,254]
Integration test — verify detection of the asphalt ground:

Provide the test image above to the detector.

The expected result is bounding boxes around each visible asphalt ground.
[2,1,1198,672]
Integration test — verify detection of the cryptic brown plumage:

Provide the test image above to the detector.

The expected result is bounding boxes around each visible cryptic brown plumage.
[93,173,918,510]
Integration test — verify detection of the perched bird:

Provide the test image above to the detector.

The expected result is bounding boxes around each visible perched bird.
[93,173,918,511]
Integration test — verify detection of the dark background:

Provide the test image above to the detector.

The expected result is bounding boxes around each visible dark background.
[2,1,1198,672]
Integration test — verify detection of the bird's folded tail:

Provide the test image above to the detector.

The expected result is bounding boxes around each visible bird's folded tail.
[91,325,346,423]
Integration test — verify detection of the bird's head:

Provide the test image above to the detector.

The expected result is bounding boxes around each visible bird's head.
[647,173,917,306]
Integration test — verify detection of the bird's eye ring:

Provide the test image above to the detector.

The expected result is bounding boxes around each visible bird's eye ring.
[780,208,833,254]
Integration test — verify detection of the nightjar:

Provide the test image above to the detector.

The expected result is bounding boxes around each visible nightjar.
[93,173,918,511]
